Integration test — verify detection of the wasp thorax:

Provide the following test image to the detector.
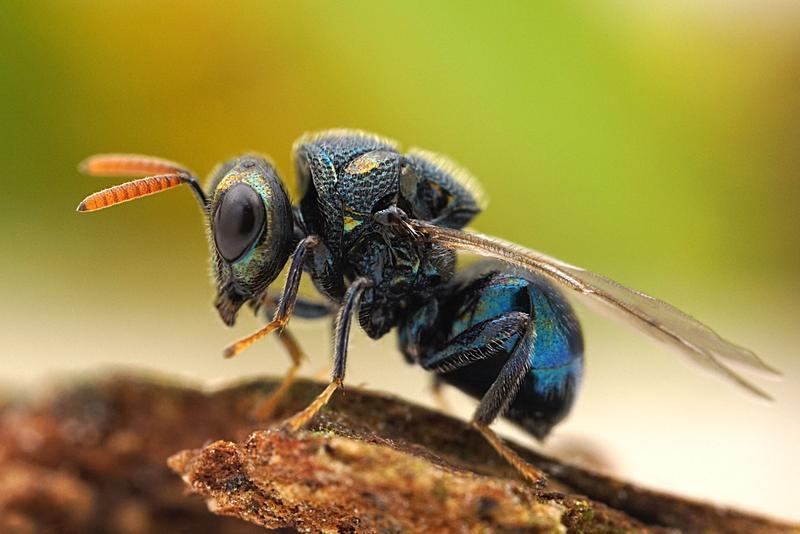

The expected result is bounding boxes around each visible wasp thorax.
[209,156,293,325]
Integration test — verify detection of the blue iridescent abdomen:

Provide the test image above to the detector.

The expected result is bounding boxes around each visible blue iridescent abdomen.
[399,269,584,439]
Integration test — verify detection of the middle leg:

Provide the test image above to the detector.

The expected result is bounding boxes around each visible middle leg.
[283,276,373,431]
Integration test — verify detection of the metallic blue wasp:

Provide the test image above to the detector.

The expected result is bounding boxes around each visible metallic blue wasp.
[77,130,778,484]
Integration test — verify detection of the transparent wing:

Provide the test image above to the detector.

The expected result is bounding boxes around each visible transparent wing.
[409,220,780,399]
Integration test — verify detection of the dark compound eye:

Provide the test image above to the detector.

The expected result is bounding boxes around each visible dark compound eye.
[213,183,265,262]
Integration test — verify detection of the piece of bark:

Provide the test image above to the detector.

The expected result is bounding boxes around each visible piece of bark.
[0,373,795,533]
[170,432,569,533]
[167,378,797,534]
[0,373,266,533]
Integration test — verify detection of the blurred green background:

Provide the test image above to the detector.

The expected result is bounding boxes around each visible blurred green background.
[1,1,798,522]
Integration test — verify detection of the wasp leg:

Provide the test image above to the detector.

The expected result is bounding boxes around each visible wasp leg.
[255,293,335,319]
[420,312,546,486]
[283,277,372,431]
[471,422,545,488]
[247,282,335,421]
[419,311,527,419]
[430,376,453,414]
[252,329,305,422]
[224,235,321,358]
[420,312,528,371]
[472,319,546,486]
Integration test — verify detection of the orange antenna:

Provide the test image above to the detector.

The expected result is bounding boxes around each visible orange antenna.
[77,173,185,212]
[77,154,208,212]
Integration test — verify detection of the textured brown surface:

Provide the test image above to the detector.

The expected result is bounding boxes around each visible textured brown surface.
[0,374,796,533]
[0,374,264,533]
[169,432,567,533]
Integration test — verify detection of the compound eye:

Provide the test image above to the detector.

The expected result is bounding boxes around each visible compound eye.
[213,183,265,262]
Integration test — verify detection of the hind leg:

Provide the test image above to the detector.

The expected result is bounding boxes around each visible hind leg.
[469,323,545,487]
[420,312,546,486]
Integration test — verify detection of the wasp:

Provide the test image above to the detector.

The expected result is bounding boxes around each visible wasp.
[77,130,778,484]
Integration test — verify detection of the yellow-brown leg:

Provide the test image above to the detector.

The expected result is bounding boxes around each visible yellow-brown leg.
[252,329,305,422]
[282,379,342,431]
[224,317,286,358]
[281,277,370,432]
[431,377,453,414]
[472,421,546,487]
[223,236,320,359]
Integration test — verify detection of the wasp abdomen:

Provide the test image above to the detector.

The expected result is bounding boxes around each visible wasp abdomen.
[399,268,584,439]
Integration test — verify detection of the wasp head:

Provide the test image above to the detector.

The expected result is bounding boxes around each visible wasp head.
[208,155,293,326]
[77,153,294,328]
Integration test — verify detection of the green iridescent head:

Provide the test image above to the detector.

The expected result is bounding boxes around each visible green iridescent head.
[208,155,293,326]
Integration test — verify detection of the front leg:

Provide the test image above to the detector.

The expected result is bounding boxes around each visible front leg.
[224,235,320,358]
[284,276,373,431]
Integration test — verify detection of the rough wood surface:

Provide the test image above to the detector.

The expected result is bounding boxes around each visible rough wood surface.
[0,373,795,533]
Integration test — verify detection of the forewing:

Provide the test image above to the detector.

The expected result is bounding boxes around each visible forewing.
[410,221,779,399]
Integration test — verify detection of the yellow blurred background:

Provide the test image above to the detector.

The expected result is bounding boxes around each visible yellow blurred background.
[1,1,798,522]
